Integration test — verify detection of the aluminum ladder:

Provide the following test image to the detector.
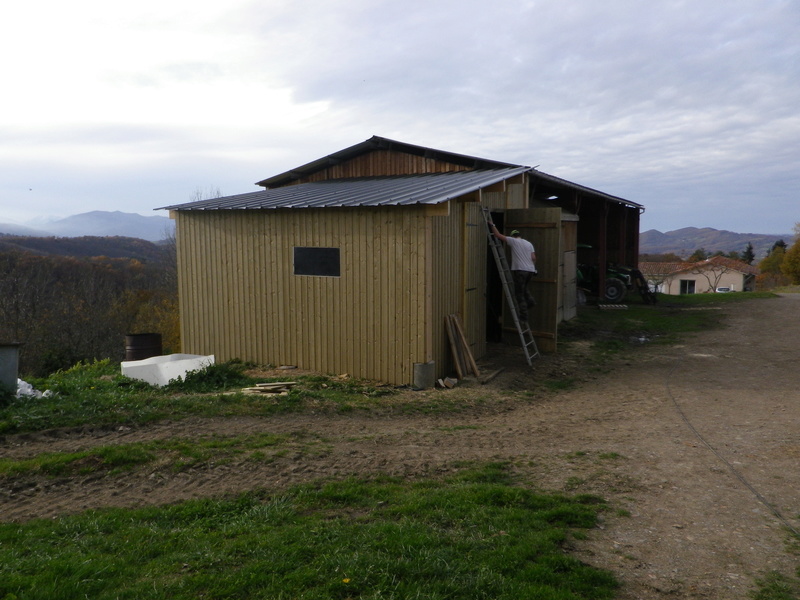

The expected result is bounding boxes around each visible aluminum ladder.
[481,207,539,365]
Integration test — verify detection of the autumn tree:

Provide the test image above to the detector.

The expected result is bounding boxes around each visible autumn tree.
[781,239,800,284]
[757,245,789,289]
[687,248,708,261]
[0,249,179,376]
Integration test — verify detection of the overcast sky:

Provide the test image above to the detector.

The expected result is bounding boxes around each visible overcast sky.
[2,0,798,234]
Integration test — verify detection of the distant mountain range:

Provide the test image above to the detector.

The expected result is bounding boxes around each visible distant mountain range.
[0,212,792,261]
[640,227,792,259]
[0,211,174,242]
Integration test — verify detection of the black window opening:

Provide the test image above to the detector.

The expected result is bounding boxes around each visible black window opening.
[293,247,341,277]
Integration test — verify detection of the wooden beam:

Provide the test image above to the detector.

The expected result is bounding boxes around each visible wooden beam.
[445,315,465,379]
[424,201,450,217]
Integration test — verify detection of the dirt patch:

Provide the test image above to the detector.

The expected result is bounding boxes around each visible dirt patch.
[2,295,799,599]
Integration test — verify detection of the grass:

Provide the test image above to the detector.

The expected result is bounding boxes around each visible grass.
[0,463,618,600]
[0,432,308,479]
[750,569,800,600]
[0,360,399,435]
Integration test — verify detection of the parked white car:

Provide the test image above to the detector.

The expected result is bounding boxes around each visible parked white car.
[715,287,732,293]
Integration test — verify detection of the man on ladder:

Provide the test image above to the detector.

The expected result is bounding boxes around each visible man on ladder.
[486,222,538,323]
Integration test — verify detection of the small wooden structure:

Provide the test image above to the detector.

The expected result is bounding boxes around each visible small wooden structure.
[160,136,642,385]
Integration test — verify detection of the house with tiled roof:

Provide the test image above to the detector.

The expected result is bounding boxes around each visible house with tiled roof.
[640,256,759,295]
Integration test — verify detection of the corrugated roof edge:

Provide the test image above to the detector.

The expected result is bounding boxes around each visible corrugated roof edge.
[157,168,529,211]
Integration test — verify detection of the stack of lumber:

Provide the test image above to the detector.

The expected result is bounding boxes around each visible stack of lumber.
[445,314,480,379]
[242,381,298,395]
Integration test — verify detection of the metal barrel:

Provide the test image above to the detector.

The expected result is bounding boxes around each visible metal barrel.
[124,333,162,361]
[0,343,22,392]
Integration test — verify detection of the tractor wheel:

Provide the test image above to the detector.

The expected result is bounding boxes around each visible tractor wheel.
[604,278,627,303]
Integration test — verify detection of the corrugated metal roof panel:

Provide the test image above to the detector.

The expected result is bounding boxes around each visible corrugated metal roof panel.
[159,168,528,211]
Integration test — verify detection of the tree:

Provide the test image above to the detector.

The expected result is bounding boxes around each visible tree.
[741,243,755,265]
[0,250,179,376]
[781,240,800,284]
[687,248,708,262]
[639,253,684,263]
[725,250,741,261]
[757,245,789,289]
[768,240,787,255]
[689,259,732,292]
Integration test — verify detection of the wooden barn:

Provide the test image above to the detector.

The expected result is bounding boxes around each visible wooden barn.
[160,136,642,386]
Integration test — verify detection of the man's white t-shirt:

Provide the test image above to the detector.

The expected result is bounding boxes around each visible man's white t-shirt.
[506,236,537,273]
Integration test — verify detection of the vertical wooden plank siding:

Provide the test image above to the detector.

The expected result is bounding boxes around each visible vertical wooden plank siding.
[464,202,487,360]
[176,207,429,385]
[297,150,472,183]
[429,202,466,376]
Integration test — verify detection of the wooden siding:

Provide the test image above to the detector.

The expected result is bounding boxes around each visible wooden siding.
[293,150,472,184]
[464,203,488,360]
[480,180,528,211]
[429,201,467,376]
[176,207,429,385]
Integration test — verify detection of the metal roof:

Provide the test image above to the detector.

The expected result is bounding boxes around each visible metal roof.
[256,135,525,188]
[159,168,529,211]
[530,169,643,209]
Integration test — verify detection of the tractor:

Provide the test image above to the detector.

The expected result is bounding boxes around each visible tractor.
[577,262,657,304]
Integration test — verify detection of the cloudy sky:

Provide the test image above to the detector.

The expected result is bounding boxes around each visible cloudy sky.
[2,0,798,233]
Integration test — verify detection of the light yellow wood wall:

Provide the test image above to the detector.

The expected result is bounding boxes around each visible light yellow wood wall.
[176,207,430,384]
[174,176,527,384]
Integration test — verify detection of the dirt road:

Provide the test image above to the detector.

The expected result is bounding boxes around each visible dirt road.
[2,294,799,599]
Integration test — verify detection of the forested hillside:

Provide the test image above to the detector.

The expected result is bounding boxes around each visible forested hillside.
[0,237,178,378]
[0,235,164,262]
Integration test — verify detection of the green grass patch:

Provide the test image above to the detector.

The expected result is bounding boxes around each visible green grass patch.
[0,432,306,479]
[0,360,399,435]
[0,463,617,600]
[750,569,800,600]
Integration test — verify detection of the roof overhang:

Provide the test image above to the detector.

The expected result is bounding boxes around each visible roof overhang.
[158,168,529,212]
[529,169,643,210]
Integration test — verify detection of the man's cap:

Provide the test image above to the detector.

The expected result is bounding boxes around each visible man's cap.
[510,230,521,236]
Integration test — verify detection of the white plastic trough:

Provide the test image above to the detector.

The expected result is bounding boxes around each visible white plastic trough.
[121,354,215,387]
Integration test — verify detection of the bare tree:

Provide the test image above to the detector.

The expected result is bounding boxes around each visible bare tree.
[689,260,733,292]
